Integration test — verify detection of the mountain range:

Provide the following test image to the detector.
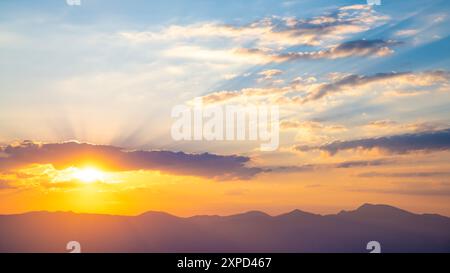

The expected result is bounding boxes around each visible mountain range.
[0,204,449,253]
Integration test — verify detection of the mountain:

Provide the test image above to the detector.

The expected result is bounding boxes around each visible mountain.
[0,204,449,253]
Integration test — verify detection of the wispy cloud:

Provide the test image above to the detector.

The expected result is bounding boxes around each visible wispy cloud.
[119,5,389,66]
[363,120,450,134]
[120,5,387,48]
[358,171,450,178]
[258,69,283,80]
[395,29,420,37]
[198,70,450,105]
[234,39,399,63]
[297,70,449,104]
[268,158,395,173]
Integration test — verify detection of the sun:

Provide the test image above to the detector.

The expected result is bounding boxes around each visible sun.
[72,167,105,183]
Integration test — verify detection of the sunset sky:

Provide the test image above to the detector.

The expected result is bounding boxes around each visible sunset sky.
[1,0,450,217]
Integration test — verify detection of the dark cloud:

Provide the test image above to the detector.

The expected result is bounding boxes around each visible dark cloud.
[304,71,407,102]
[358,171,450,178]
[334,159,393,168]
[268,158,394,173]
[268,164,317,173]
[333,39,399,53]
[296,128,450,155]
[237,39,399,63]
[286,39,399,60]
[0,141,263,180]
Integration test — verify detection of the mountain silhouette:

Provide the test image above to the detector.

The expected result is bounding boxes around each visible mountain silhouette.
[0,204,449,253]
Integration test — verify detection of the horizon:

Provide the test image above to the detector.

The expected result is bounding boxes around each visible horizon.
[0,202,447,218]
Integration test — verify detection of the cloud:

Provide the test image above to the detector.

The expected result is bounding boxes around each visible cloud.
[395,29,419,37]
[280,120,346,132]
[358,171,450,178]
[334,159,393,168]
[304,70,448,102]
[325,39,398,57]
[200,86,291,104]
[286,70,450,104]
[199,70,449,105]
[365,119,399,128]
[296,128,450,155]
[280,120,347,144]
[363,120,450,134]
[234,39,399,63]
[120,5,389,66]
[258,69,283,80]
[268,158,394,173]
[0,141,263,180]
[339,4,372,11]
[268,164,317,173]
[120,5,387,48]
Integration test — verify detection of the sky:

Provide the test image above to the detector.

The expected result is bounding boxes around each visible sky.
[0,0,450,216]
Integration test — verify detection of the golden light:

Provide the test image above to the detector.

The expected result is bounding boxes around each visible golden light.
[72,167,105,183]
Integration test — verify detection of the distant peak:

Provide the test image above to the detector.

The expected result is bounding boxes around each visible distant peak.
[241,210,270,216]
[138,211,178,218]
[277,209,318,218]
[338,203,414,217]
[356,203,405,212]
[228,210,270,219]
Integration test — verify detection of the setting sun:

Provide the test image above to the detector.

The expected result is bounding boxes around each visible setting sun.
[73,168,105,183]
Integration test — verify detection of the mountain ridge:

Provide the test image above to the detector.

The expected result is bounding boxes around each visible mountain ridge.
[2,203,447,219]
[0,204,449,253]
